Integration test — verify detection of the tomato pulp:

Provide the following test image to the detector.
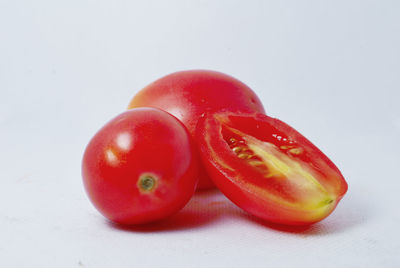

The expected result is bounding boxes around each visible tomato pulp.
[128,70,265,189]
[197,112,348,225]
[82,108,199,225]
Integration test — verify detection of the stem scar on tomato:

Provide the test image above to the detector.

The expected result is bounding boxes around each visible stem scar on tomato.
[138,173,158,193]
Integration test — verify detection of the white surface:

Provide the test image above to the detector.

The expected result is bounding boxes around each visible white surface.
[1,0,400,267]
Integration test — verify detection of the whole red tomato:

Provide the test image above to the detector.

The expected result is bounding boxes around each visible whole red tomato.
[82,108,199,225]
[128,70,265,189]
[196,112,348,225]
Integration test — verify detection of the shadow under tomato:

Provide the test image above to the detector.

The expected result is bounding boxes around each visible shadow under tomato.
[239,214,329,235]
[107,188,368,235]
[107,189,242,233]
[239,192,369,236]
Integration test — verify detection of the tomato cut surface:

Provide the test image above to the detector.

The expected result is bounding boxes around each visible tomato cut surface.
[197,112,348,225]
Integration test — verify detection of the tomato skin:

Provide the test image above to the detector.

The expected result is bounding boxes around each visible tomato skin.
[128,70,265,189]
[82,108,198,225]
[197,112,348,225]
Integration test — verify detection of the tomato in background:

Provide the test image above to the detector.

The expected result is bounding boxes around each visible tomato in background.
[82,108,199,225]
[128,70,265,189]
[196,112,348,225]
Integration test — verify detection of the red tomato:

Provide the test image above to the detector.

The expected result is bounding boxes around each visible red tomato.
[82,108,199,225]
[128,70,265,189]
[196,112,348,225]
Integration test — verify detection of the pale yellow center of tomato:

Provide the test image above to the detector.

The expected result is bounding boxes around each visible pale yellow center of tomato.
[225,127,335,212]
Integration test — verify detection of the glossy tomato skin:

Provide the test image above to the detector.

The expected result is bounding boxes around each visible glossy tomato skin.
[82,108,198,225]
[197,112,348,225]
[128,70,265,189]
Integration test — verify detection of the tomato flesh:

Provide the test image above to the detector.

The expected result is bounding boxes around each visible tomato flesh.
[197,112,348,225]
[82,108,199,225]
[128,70,265,189]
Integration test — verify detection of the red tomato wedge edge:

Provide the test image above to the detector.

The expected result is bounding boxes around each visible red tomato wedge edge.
[196,112,348,225]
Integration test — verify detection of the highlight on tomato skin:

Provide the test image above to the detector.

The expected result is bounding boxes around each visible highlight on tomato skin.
[127,70,265,190]
[196,112,348,226]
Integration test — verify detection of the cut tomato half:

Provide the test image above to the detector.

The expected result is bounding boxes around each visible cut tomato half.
[196,112,348,225]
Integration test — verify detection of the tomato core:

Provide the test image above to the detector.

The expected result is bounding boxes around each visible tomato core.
[222,124,335,211]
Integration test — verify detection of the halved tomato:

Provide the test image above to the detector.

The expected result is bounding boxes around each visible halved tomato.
[196,112,348,225]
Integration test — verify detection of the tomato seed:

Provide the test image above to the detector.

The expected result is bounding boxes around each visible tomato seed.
[232,146,243,153]
[289,148,303,155]
[249,155,262,161]
[238,153,251,159]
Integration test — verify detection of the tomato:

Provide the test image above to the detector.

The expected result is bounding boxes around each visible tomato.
[82,108,199,225]
[196,112,348,225]
[128,70,265,189]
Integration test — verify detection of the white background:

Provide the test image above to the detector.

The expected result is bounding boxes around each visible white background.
[1,0,399,267]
